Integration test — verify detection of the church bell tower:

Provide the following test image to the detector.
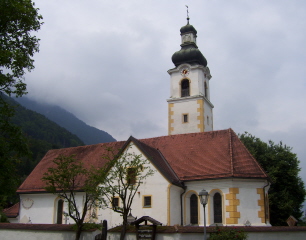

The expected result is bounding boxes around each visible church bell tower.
[167,17,214,135]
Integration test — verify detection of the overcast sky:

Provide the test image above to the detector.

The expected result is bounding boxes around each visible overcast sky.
[26,0,306,197]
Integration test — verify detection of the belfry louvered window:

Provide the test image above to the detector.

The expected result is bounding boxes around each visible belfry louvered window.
[181,79,190,97]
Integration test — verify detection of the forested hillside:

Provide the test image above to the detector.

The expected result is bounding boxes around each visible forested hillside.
[3,95,84,180]
[15,97,116,145]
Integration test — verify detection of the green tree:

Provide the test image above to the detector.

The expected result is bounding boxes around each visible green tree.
[42,155,103,240]
[0,0,42,97]
[0,0,43,207]
[239,132,306,226]
[99,146,155,240]
[0,102,29,207]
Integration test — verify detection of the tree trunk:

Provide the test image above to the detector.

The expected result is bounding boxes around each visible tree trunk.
[75,225,82,240]
[120,218,127,240]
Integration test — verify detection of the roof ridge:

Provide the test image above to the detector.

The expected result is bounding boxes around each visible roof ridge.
[138,128,233,141]
[156,149,182,185]
[134,139,183,187]
[228,129,234,176]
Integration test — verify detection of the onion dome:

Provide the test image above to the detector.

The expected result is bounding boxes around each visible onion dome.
[172,20,207,67]
[180,24,197,35]
[172,46,207,67]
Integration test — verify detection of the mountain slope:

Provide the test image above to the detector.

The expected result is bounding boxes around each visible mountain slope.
[2,94,85,178]
[15,97,116,144]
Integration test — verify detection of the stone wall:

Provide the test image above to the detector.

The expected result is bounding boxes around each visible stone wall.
[0,223,100,240]
[1,224,306,240]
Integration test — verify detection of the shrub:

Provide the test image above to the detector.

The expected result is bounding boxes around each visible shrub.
[71,223,102,231]
[209,226,248,240]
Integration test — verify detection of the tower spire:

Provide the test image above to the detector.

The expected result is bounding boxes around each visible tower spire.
[186,5,190,24]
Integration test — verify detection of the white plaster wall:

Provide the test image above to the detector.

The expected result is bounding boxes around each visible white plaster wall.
[237,182,268,226]
[19,192,85,224]
[204,101,213,131]
[170,98,200,135]
[169,184,184,226]
[183,179,269,226]
[19,193,56,224]
[97,143,176,228]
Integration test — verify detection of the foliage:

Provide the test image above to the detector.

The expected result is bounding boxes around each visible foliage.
[42,155,103,240]
[98,145,155,240]
[209,226,248,240]
[0,210,9,222]
[0,98,30,207]
[0,0,42,207]
[0,0,43,97]
[239,132,306,226]
[71,222,102,231]
[297,213,306,226]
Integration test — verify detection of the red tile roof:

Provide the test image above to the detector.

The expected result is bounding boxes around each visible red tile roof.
[140,129,268,181]
[17,141,125,193]
[17,129,268,193]
[3,202,20,218]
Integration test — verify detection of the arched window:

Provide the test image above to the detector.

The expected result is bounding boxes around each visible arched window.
[56,199,64,224]
[213,193,222,223]
[204,81,208,98]
[181,79,190,97]
[190,194,198,224]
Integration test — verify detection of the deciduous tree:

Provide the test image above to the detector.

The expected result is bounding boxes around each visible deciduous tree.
[42,155,104,240]
[99,146,155,240]
[239,132,306,226]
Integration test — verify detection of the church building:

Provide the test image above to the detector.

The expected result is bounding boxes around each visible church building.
[6,17,271,228]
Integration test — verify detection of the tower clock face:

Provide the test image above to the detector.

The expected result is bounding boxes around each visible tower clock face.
[180,68,190,77]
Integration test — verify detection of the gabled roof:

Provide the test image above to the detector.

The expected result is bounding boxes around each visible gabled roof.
[17,141,125,193]
[129,136,182,187]
[139,129,268,181]
[3,202,20,218]
[17,129,268,194]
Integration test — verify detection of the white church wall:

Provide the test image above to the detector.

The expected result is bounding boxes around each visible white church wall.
[183,179,269,227]
[97,142,177,227]
[19,192,85,224]
[168,184,184,226]
[19,193,56,224]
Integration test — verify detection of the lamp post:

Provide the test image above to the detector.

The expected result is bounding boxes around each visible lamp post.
[199,189,209,240]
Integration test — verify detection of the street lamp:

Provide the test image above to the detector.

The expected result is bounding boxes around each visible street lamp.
[199,189,209,240]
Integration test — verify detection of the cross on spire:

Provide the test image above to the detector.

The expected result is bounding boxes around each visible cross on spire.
[186,5,190,24]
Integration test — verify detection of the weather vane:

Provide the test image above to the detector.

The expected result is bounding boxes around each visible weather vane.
[186,5,190,24]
